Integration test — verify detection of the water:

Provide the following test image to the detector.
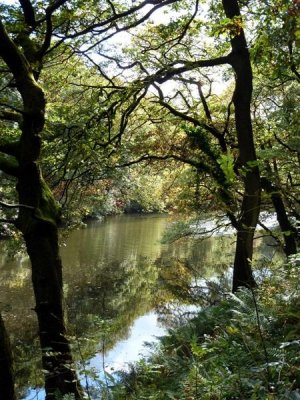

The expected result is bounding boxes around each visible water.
[0,214,281,399]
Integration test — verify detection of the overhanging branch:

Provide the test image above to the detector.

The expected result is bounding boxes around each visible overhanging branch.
[150,54,232,84]
[153,83,227,151]
[114,153,210,173]
[47,0,182,54]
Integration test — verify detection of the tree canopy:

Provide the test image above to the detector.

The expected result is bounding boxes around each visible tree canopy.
[0,0,299,398]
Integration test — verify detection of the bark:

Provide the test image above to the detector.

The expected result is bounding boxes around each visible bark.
[261,177,298,256]
[222,0,261,292]
[0,17,83,400]
[16,67,83,400]
[0,313,16,400]
[24,220,83,399]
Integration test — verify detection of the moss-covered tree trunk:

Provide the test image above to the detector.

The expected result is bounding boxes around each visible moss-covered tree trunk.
[0,18,82,400]
[222,0,261,292]
[23,219,83,399]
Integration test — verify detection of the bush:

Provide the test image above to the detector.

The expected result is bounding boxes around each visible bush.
[111,254,300,399]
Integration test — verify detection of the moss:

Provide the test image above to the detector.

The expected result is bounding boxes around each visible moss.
[0,155,19,177]
[34,177,61,226]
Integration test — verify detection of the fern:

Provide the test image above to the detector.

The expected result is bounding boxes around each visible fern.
[112,254,300,399]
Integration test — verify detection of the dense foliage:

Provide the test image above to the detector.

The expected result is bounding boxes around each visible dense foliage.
[0,0,298,398]
[110,254,300,400]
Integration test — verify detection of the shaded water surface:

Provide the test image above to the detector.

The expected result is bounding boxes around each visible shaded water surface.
[0,214,280,399]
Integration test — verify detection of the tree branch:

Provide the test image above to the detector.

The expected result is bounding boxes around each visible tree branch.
[155,95,202,127]
[0,200,34,210]
[37,12,53,58]
[0,19,40,106]
[0,141,20,157]
[47,0,68,14]
[0,110,22,123]
[114,153,211,173]
[0,155,19,177]
[36,1,70,58]
[149,55,232,84]
[288,40,300,82]
[197,82,212,121]
[153,83,227,151]
[61,0,180,39]
[19,0,36,28]
[46,0,183,56]
[274,133,300,156]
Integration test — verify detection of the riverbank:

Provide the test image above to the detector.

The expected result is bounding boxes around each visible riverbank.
[0,214,287,399]
[108,254,300,400]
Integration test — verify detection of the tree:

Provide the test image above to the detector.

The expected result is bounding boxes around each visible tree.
[221,0,260,291]
[0,0,297,394]
[225,0,300,262]
[105,0,261,291]
[249,0,299,255]
[0,0,182,397]
[0,15,83,399]
[113,0,299,289]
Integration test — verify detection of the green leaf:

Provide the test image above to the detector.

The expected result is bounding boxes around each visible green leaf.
[217,152,235,184]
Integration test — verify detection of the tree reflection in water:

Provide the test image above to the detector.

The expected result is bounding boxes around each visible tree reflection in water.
[0,215,282,398]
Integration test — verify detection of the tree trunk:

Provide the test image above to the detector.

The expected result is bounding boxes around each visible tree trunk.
[261,177,298,256]
[24,219,83,399]
[222,0,261,292]
[0,19,83,399]
[0,313,16,400]
[15,73,83,400]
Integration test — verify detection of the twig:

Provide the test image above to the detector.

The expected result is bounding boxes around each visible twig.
[0,200,34,210]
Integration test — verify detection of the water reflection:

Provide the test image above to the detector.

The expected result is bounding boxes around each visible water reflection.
[0,215,169,398]
[0,214,282,399]
[62,215,168,355]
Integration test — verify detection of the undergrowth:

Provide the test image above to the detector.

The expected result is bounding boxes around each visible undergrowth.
[106,254,300,400]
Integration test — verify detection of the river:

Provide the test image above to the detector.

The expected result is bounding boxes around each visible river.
[0,214,281,399]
